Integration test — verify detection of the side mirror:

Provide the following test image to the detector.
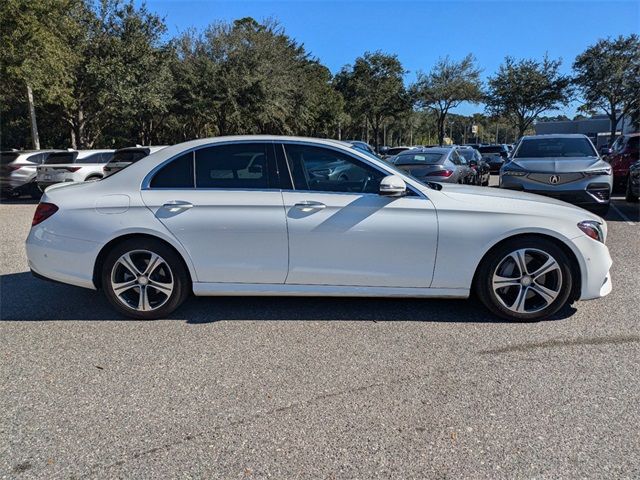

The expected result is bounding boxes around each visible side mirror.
[379,175,406,197]
[469,160,478,167]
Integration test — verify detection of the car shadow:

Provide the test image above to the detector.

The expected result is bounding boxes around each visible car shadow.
[0,272,577,323]
[0,197,39,205]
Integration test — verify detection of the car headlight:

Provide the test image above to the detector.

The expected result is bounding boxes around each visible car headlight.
[585,168,612,176]
[577,220,604,243]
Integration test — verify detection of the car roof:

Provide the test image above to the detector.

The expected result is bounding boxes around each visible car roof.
[520,134,590,140]
[401,147,449,154]
[115,146,167,153]
[75,149,115,158]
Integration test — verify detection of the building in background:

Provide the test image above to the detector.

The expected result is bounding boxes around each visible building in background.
[534,114,636,147]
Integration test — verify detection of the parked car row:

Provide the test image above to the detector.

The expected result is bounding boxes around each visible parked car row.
[391,146,490,186]
[0,146,167,198]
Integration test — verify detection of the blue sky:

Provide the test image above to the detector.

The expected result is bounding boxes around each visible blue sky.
[143,0,640,116]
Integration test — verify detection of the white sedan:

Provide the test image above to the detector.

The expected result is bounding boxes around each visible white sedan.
[26,136,612,321]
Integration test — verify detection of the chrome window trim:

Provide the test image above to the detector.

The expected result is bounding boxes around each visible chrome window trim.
[141,138,427,199]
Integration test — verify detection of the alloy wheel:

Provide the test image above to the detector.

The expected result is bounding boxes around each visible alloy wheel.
[491,248,563,314]
[110,249,174,312]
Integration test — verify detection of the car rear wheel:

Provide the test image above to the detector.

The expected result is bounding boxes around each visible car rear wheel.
[475,237,574,322]
[101,238,190,319]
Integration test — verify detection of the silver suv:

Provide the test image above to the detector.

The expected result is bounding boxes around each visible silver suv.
[500,134,612,216]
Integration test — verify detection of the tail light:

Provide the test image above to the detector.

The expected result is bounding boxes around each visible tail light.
[8,165,23,172]
[32,203,59,226]
[65,167,81,172]
[430,170,454,177]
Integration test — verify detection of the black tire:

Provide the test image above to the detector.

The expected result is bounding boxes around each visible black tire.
[625,177,639,203]
[101,238,191,319]
[475,237,574,322]
[85,175,102,182]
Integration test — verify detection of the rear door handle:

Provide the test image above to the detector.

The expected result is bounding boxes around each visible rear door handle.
[162,200,194,212]
[293,201,326,212]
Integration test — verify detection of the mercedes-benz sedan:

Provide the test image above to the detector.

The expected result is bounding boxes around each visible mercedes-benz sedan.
[27,136,612,321]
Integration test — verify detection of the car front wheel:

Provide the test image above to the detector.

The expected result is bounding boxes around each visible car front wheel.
[101,238,190,319]
[475,237,574,322]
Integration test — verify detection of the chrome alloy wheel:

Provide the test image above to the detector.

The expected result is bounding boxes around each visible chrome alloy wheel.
[491,248,563,314]
[110,250,174,312]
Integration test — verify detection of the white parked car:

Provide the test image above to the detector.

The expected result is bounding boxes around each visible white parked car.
[102,146,167,177]
[36,150,115,190]
[1,150,63,198]
[26,136,613,321]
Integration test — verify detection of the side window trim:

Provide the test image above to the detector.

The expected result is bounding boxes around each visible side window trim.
[144,140,282,191]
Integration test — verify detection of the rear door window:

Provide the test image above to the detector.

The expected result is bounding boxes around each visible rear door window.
[195,143,272,189]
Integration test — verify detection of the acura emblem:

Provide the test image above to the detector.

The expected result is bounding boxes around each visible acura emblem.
[549,175,560,185]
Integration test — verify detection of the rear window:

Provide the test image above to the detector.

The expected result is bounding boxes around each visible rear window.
[394,153,444,165]
[457,149,479,161]
[515,137,597,158]
[387,147,410,155]
[79,152,112,164]
[45,152,78,164]
[0,153,20,165]
[478,146,506,154]
[111,150,149,163]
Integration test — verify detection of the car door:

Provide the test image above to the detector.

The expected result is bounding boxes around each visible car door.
[279,142,438,288]
[140,142,289,284]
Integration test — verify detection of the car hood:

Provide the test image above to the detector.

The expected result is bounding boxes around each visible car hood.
[432,183,603,223]
[509,156,606,173]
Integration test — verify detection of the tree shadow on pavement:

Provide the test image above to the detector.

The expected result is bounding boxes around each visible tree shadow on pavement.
[0,272,577,324]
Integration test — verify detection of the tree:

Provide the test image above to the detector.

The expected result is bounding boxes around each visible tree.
[412,54,483,145]
[573,34,640,144]
[485,55,572,138]
[334,51,410,149]
[0,0,84,148]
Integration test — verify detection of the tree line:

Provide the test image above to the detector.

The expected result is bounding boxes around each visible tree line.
[1,0,638,151]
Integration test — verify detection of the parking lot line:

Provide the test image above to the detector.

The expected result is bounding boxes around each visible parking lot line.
[610,202,636,226]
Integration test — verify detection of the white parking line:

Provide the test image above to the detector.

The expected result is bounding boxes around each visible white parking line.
[610,202,636,226]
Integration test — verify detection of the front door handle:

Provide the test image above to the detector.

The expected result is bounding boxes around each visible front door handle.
[162,200,194,212]
[293,201,326,212]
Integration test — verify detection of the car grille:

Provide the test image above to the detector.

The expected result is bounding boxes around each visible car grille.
[527,172,585,185]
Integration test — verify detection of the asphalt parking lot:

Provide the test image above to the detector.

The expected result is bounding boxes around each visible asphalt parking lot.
[1,195,639,479]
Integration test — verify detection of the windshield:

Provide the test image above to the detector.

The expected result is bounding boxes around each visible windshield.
[0,153,20,165]
[515,137,597,158]
[394,153,444,165]
[45,152,78,164]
